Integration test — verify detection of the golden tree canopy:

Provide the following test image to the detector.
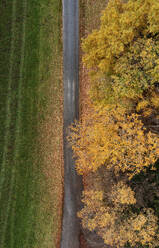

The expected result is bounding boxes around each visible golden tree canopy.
[69,106,159,178]
[78,185,159,248]
[82,0,159,75]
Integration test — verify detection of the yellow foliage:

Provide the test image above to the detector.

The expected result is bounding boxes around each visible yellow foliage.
[136,99,149,112]
[78,186,159,248]
[111,38,159,99]
[135,91,159,120]
[83,0,159,74]
[127,209,159,247]
[148,0,159,34]
[143,108,153,117]
[151,92,159,109]
[111,181,136,205]
[69,105,159,178]
[82,0,159,105]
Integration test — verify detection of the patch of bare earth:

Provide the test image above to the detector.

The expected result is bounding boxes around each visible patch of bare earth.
[80,232,91,248]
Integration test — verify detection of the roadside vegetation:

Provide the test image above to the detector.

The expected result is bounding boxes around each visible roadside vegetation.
[0,0,63,248]
[72,0,159,247]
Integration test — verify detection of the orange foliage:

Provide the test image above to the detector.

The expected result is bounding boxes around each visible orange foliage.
[69,106,159,178]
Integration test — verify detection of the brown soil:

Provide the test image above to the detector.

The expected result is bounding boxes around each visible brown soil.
[79,2,97,248]
[80,232,91,248]
[79,0,94,194]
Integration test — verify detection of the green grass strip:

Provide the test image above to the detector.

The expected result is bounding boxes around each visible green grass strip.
[0,0,17,202]
[0,0,27,247]
[0,0,17,244]
[9,0,27,247]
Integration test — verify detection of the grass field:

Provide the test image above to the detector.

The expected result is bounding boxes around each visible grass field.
[0,0,63,248]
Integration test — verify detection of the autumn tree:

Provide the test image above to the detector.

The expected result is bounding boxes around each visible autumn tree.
[82,0,159,108]
[74,1,159,246]
[78,182,159,248]
[69,106,159,178]
[83,0,159,74]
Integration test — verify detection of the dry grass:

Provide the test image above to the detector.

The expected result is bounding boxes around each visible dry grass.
[34,2,63,246]
[37,59,63,248]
